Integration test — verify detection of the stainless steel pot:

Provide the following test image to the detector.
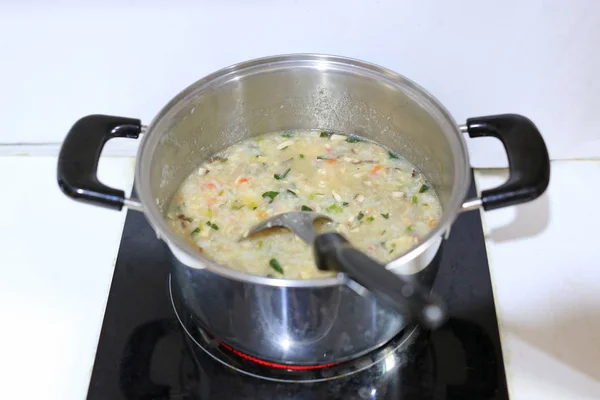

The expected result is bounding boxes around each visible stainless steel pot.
[57,54,550,365]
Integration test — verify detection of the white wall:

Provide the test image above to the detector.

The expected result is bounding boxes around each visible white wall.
[2,0,599,166]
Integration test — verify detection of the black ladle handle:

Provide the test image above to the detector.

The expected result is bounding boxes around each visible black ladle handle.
[313,232,447,329]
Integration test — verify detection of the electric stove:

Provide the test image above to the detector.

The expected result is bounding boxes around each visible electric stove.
[86,176,509,399]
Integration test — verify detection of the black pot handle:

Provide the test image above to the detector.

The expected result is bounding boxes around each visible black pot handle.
[313,232,447,329]
[465,114,550,211]
[57,114,142,211]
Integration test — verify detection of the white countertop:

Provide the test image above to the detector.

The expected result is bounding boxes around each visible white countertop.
[1,156,599,399]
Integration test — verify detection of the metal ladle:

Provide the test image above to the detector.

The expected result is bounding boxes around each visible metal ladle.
[243,211,447,329]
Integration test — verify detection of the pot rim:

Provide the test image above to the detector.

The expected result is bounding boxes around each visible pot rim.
[135,53,471,288]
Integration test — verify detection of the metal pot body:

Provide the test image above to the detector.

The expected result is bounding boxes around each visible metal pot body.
[57,54,550,365]
[171,237,443,365]
[140,54,463,364]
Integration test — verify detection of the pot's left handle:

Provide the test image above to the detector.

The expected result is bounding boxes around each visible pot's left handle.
[57,115,143,211]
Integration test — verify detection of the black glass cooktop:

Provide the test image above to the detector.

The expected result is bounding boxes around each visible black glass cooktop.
[87,176,509,399]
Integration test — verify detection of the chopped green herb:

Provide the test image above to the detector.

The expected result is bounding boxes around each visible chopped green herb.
[423,203,430,207]
[266,274,275,278]
[357,211,365,221]
[419,184,430,193]
[406,225,413,232]
[345,136,363,143]
[274,168,291,180]
[218,189,225,196]
[342,202,349,207]
[281,131,294,138]
[411,195,418,204]
[381,213,390,219]
[269,258,284,274]
[252,206,258,210]
[231,201,245,210]
[308,193,325,200]
[257,240,264,249]
[286,189,297,197]
[367,216,375,222]
[381,230,387,235]
[388,151,400,159]
[184,217,193,223]
[389,244,396,254]
[326,203,344,213]
[316,155,330,160]
[262,191,279,203]
[299,154,305,159]
[301,205,313,211]
[191,227,201,236]
[206,221,219,230]
[320,130,334,138]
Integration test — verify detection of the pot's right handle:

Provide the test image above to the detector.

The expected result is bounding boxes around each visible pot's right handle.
[462,114,550,211]
[57,114,143,211]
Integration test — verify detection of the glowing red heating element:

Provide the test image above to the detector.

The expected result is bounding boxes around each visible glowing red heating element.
[217,340,341,370]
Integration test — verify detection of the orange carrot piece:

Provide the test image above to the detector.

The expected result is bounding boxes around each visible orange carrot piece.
[258,211,268,219]
[237,177,249,184]
[326,159,337,165]
[371,165,384,174]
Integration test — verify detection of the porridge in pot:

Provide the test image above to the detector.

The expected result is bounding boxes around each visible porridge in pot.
[167,130,442,279]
